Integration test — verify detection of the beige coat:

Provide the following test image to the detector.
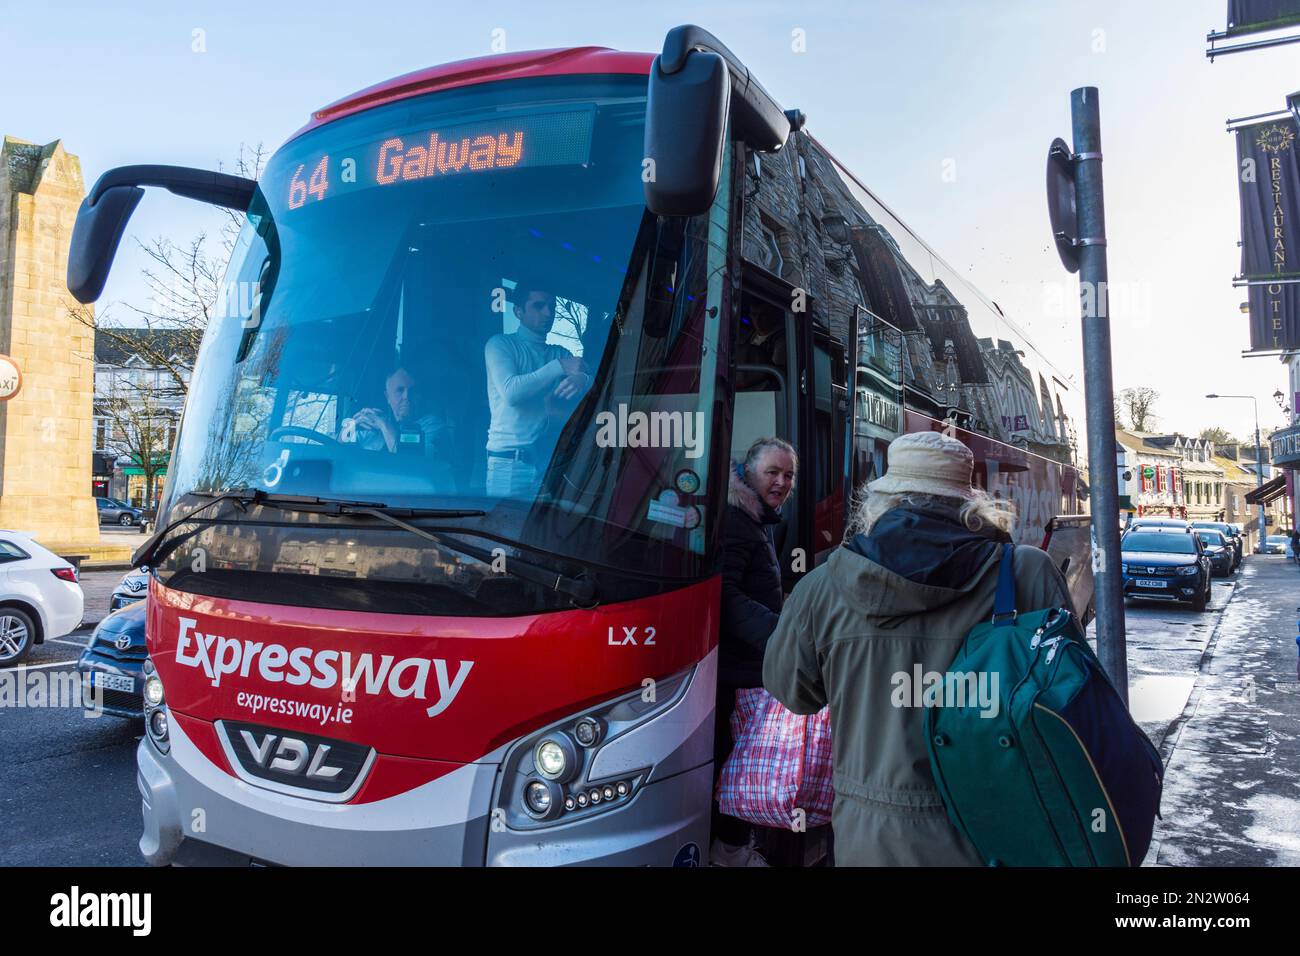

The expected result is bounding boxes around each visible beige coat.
[762,541,1072,866]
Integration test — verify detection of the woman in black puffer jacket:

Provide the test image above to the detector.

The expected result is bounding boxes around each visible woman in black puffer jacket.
[712,436,797,865]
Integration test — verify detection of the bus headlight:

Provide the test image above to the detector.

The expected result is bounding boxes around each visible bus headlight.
[495,665,694,831]
[534,735,577,782]
[523,779,562,819]
[144,674,165,707]
[143,658,170,753]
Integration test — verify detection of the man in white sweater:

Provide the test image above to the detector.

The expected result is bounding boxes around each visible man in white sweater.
[483,280,591,497]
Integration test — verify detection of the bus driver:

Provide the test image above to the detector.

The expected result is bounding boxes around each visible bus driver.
[483,279,590,497]
[348,365,456,489]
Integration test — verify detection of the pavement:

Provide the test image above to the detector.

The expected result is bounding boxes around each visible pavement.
[1142,554,1300,865]
[1101,578,1233,755]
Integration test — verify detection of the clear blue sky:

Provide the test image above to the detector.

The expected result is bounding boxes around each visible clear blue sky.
[4,0,1295,441]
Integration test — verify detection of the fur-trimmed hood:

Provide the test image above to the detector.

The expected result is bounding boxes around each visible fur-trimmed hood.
[728,462,782,525]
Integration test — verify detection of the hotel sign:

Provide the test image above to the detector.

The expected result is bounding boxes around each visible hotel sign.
[1271,423,1300,467]
[1236,118,1300,351]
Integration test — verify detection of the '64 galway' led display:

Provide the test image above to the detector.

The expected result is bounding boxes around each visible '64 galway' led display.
[284,108,595,210]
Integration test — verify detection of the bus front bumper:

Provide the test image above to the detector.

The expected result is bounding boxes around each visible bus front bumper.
[137,712,713,867]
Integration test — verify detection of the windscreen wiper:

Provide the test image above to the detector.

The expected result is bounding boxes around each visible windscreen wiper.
[133,488,264,569]
[342,506,598,607]
[133,489,486,571]
[135,489,595,607]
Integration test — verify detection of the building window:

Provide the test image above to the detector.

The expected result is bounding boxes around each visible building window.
[759,223,784,276]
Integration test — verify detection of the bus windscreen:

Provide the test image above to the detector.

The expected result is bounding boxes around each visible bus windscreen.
[158,75,729,607]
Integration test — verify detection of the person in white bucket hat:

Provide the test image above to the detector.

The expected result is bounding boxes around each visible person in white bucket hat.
[864,431,978,498]
[762,429,1073,866]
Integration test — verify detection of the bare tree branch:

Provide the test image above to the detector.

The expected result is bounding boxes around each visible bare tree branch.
[1117,386,1159,432]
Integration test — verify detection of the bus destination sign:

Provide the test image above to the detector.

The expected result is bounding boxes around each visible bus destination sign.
[285,109,595,210]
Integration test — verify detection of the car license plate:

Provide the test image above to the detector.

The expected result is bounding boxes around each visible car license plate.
[1135,579,1166,588]
[91,672,134,693]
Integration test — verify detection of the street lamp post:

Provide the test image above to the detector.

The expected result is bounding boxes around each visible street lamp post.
[1207,394,1266,549]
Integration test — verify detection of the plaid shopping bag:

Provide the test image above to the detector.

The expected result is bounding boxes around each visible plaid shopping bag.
[716,687,833,829]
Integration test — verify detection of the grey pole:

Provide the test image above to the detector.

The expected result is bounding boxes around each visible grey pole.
[1072,87,1128,702]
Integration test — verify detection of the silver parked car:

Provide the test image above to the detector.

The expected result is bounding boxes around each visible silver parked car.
[1258,534,1290,555]
[109,567,150,611]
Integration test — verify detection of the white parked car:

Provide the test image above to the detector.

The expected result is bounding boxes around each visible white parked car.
[0,531,85,666]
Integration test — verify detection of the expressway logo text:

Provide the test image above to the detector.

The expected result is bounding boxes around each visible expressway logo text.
[173,617,473,717]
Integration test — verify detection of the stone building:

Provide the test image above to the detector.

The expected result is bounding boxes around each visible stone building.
[1112,431,1185,520]
[0,136,98,546]
[1115,430,1184,519]
[1141,434,1225,522]
[1215,452,1269,549]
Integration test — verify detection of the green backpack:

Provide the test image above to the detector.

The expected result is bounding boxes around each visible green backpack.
[924,544,1164,866]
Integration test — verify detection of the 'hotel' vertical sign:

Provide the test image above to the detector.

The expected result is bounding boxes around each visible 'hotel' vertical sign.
[1236,119,1300,351]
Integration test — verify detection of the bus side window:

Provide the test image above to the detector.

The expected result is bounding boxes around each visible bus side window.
[732,294,791,461]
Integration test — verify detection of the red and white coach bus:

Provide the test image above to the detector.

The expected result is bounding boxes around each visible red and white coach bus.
[68,25,1089,866]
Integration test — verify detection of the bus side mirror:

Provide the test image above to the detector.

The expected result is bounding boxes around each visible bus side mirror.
[67,165,256,304]
[644,51,730,218]
[67,186,145,304]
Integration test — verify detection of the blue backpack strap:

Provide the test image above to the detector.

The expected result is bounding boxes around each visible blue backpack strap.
[991,543,1017,626]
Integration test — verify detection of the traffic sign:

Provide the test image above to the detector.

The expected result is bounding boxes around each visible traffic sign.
[1046,137,1080,273]
[0,354,22,401]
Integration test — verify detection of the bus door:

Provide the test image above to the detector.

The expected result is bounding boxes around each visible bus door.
[732,270,814,592]
[807,324,851,565]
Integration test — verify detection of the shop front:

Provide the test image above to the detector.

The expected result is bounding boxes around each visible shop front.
[1269,423,1300,532]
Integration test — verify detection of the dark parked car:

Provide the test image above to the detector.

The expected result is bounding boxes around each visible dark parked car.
[95,496,143,527]
[1121,528,1212,612]
[1195,529,1234,577]
[1192,521,1242,570]
[77,601,146,719]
